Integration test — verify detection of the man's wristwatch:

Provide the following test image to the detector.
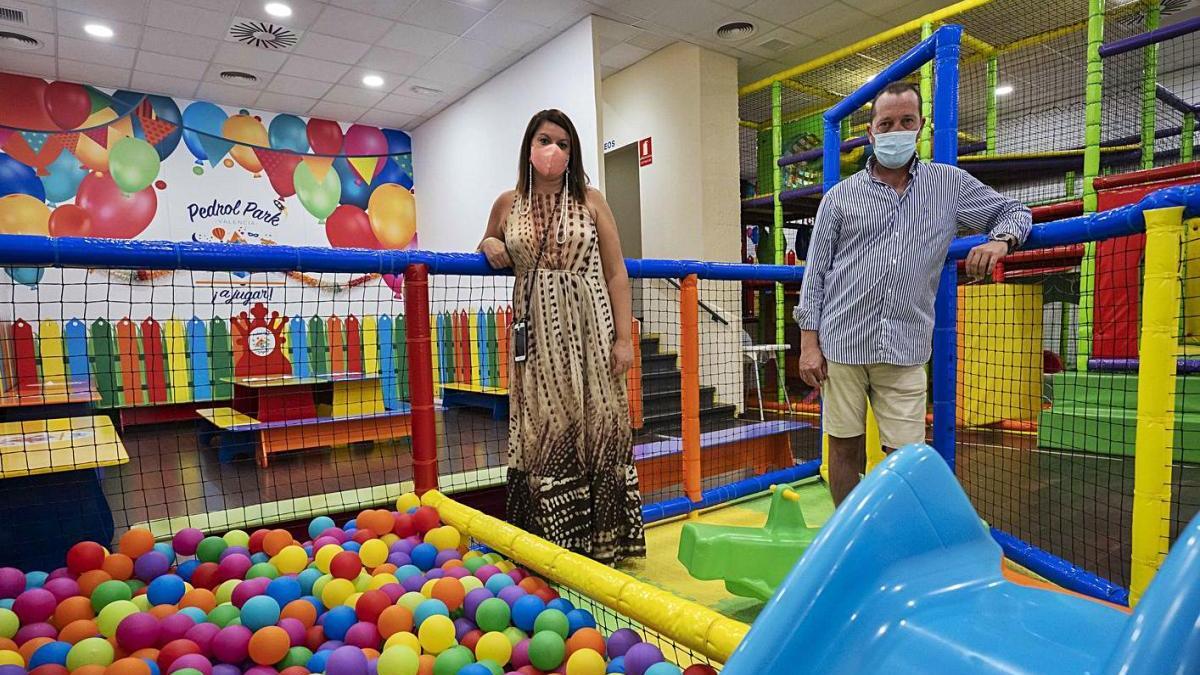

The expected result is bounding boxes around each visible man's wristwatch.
[990,233,1018,253]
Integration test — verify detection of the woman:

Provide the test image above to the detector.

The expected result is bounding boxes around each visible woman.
[478,109,645,564]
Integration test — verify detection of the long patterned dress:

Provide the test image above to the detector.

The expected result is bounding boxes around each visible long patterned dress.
[503,191,646,564]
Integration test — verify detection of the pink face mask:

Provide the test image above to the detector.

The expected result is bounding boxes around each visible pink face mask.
[530,143,568,178]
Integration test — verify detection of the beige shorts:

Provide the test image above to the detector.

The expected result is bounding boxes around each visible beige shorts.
[823,361,927,448]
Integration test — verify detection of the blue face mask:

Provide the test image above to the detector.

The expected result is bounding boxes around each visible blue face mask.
[872,130,918,169]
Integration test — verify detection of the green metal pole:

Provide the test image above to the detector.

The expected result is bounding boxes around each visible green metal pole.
[919,22,934,160]
[1077,0,1105,371]
[771,80,786,403]
[1141,1,1161,170]
[986,55,998,156]
[1066,170,1077,199]
[1184,112,1196,163]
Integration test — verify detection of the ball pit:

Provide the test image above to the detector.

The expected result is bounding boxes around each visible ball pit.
[0,496,717,675]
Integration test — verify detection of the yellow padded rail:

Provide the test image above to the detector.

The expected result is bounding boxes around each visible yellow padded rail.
[420,490,751,662]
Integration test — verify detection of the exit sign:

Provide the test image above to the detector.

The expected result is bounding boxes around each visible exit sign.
[638,137,653,166]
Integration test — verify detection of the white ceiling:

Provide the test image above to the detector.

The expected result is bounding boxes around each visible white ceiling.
[0,0,952,130]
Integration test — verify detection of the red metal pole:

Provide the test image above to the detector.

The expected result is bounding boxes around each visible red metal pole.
[404,263,438,494]
[680,274,701,507]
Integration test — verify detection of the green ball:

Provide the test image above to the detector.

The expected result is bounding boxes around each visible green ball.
[223,529,250,549]
[397,592,425,612]
[208,604,241,627]
[197,536,228,563]
[501,627,526,646]
[463,557,486,573]
[174,669,204,675]
[67,637,115,670]
[312,574,332,601]
[92,579,133,612]
[377,645,419,675]
[0,609,17,639]
[96,600,139,637]
[132,596,152,612]
[245,562,279,580]
[432,646,473,675]
[528,631,565,671]
[474,598,511,633]
[532,609,568,639]
[227,617,241,626]
[125,580,146,593]
[279,646,313,669]
[476,659,503,675]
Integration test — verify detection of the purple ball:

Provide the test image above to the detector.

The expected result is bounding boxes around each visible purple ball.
[366,658,378,675]
[607,628,641,658]
[173,528,205,557]
[219,546,251,561]
[400,575,425,593]
[343,622,380,649]
[41,577,79,602]
[12,589,55,624]
[474,565,500,582]
[445,567,469,580]
[158,612,197,644]
[378,584,403,603]
[217,554,252,582]
[169,654,213,675]
[134,551,171,582]
[433,550,459,567]
[497,586,526,606]
[318,640,344,652]
[185,622,221,652]
[325,645,368,675]
[463,589,493,620]
[244,667,278,675]
[278,618,305,647]
[47,568,71,581]
[116,612,161,651]
[232,577,271,608]
[0,666,25,675]
[453,617,475,641]
[213,664,241,675]
[313,537,340,551]
[389,540,414,555]
[510,639,530,669]
[15,622,57,645]
[506,570,522,584]
[385,552,411,567]
[424,569,445,581]
[211,625,252,664]
[0,568,26,599]
[319,528,349,544]
[623,642,664,675]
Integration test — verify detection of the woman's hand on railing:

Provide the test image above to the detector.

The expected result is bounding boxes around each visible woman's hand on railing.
[479,237,512,269]
[611,337,633,376]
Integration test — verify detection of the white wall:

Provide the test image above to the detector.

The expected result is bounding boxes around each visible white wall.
[412,17,602,253]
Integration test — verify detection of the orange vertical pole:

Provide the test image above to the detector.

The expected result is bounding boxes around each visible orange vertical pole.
[627,318,643,429]
[680,274,701,507]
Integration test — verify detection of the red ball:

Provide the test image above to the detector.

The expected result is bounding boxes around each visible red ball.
[189,563,220,590]
[279,667,309,675]
[460,630,482,652]
[66,542,106,576]
[533,587,558,603]
[354,590,390,624]
[29,666,69,675]
[303,626,325,652]
[248,530,270,555]
[329,552,362,581]
[157,639,201,672]
[410,507,440,534]
[392,513,415,538]
[683,666,719,675]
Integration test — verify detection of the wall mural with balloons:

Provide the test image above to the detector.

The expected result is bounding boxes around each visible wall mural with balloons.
[0,71,416,317]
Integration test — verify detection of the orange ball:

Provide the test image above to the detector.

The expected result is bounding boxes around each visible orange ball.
[179,589,216,613]
[517,577,543,593]
[129,648,159,662]
[19,637,53,664]
[102,554,134,581]
[59,619,101,644]
[280,600,317,628]
[376,605,413,638]
[262,530,292,558]
[566,627,606,657]
[106,657,152,675]
[430,578,464,612]
[117,530,156,559]
[358,510,392,537]
[55,596,96,627]
[361,648,379,660]
[78,570,113,596]
[372,564,397,575]
[73,665,108,675]
[0,638,16,653]
[248,626,289,665]
[148,605,177,620]
[416,654,435,675]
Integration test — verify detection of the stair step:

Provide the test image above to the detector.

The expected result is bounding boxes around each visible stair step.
[1038,404,1200,462]
[641,404,739,434]
[640,387,717,417]
[1048,372,1200,413]
[641,352,679,374]
[642,370,681,395]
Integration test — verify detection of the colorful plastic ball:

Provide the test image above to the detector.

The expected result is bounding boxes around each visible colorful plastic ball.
[16,624,57,646]
[679,666,715,675]
[177,607,207,624]
[67,637,115,670]
[0,571,24,600]
[245,563,280,581]
[210,626,251,665]
[144,576,185,608]
[239,596,280,632]
[307,518,334,541]
[606,656,626,674]
[407,545,437,573]
[457,665,490,675]
[527,631,565,671]
[376,645,418,675]
[248,627,290,666]
[622,643,663,675]
[473,631,511,666]
[427,579,463,613]
[305,649,331,673]
[171,530,203,557]
[430,645,471,675]
[0,609,15,640]
[169,654,213,675]
[357,541,387,570]
[643,665,680,675]
[412,600,448,628]
[484,574,514,596]
[416,615,454,655]
[185,623,220,653]
[67,543,107,576]
[14,589,56,624]
[396,494,420,513]
[565,628,605,659]
[509,597,544,633]
[565,610,595,636]
[116,613,160,652]
[158,613,196,645]
[325,646,367,675]
[471,598,508,634]
[29,640,71,668]
[133,554,171,584]
[92,581,133,613]
[344,622,380,649]
[565,648,606,675]
[495,587,526,608]
[330,553,363,581]
[196,539,227,565]
[272,548,308,577]
[157,640,202,672]
[532,610,568,640]
[116,530,154,560]
[277,646,312,670]
[277,618,306,648]
[96,600,139,637]
[606,630,640,659]
[410,508,439,535]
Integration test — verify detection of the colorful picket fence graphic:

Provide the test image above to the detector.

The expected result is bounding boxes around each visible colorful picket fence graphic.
[433,307,513,390]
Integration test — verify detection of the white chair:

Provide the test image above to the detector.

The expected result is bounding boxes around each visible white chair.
[742,331,791,420]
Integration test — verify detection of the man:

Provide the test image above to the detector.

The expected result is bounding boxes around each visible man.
[794,82,1032,506]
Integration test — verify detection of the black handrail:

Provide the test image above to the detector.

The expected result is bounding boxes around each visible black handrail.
[662,278,730,325]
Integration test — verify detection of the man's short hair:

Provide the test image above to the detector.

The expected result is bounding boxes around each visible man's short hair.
[870,82,922,120]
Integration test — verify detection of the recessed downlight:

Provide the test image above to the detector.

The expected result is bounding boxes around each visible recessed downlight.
[84,23,114,38]
[362,74,384,88]
[264,2,292,18]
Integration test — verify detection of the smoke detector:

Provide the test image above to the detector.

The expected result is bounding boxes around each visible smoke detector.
[227,17,300,50]
[0,30,39,50]
[220,70,260,85]
[716,21,756,41]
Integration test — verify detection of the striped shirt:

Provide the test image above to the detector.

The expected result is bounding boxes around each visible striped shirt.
[795,159,1031,366]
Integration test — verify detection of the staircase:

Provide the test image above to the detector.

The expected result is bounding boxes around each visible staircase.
[637,332,738,436]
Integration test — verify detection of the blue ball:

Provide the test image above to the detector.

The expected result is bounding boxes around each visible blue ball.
[300,594,325,615]
[412,599,449,627]
[147,574,186,606]
[323,605,357,640]
[395,565,422,581]
[29,641,71,668]
[241,595,282,631]
[297,568,322,595]
[144,658,161,675]
[176,560,200,582]
[566,608,596,635]
[303,544,313,557]
[510,595,545,632]
[250,552,270,565]
[342,541,361,553]
[153,542,176,564]
[645,664,681,675]
[0,600,12,610]
[25,571,47,589]
[307,649,332,673]
[547,598,574,615]
[267,576,303,606]
[606,655,626,673]
[458,666,491,675]
[344,519,357,530]
[410,543,437,571]
[309,516,335,540]
[484,573,514,594]
[178,607,207,623]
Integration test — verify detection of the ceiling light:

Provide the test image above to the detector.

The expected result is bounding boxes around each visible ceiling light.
[84,23,113,38]
[362,74,384,88]
[264,2,292,18]
[995,84,1014,96]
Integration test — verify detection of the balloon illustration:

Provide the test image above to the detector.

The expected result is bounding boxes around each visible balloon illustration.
[381,274,403,298]
[112,91,183,160]
[223,114,269,175]
[333,157,370,209]
[109,136,161,193]
[75,171,156,239]
[325,204,380,249]
[40,149,88,203]
[44,81,92,130]
[371,158,412,191]
[71,108,135,174]
[0,194,51,235]
[182,101,232,165]
[343,124,388,182]
[0,73,56,130]
[48,203,92,237]
[261,151,302,198]
[382,129,411,156]
[5,267,44,288]
[293,160,341,222]
[268,114,309,154]
[367,183,416,249]
[307,118,343,154]
[0,152,46,201]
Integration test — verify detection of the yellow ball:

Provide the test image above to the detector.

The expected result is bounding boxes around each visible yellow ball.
[565,648,606,675]
[459,577,482,593]
[419,579,437,598]
[382,533,400,546]
[423,526,460,552]
[398,592,425,612]
[417,614,455,655]
[360,539,388,568]
[131,595,152,612]
[223,529,250,549]
[474,631,511,666]
[494,561,513,573]
[274,545,309,574]
[463,551,481,561]
[384,631,421,655]
[96,600,138,637]
[377,644,419,675]
[396,493,421,513]
[368,573,399,591]
[315,545,343,574]
[0,651,22,667]
[344,592,363,608]
[216,579,240,605]
[322,578,356,608]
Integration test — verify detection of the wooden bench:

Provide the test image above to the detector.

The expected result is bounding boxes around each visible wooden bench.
[440,383,509,420]
[0,380,99,422]
[197,405,413,468]
[633,419,810,493]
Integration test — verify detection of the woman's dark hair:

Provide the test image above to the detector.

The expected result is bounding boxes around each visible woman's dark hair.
[516,109,589,203]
